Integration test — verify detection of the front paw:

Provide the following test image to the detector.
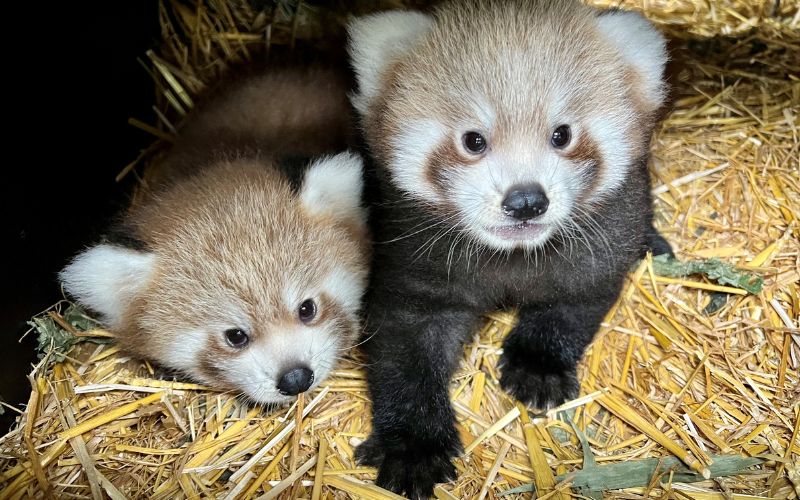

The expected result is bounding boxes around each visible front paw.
[646,227,674,257]
[356,435,459,499]
[499,341,579,410]
[354,433,385,467]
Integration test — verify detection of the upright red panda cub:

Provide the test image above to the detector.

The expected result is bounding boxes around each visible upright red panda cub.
[347,0,671,496]
[60,65,369,404]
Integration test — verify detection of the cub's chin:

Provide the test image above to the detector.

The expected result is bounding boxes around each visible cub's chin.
[479,221,555,250]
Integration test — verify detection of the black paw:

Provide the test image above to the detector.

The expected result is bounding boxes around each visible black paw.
[354,434,385,467]
[376,450,456,499]
[356,435,459,499]
[499,342,578,410]
[646,227,674,257]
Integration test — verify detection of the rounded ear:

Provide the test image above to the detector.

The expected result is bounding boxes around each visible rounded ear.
[595,9,668,112]
[347,10,434,114]
[59,244,156,327]
[300,151,367,229]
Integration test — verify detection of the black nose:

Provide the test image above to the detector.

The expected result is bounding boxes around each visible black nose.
[277,367,315,396]
[501,184,549,220]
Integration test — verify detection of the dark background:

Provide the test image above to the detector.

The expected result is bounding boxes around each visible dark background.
[1,2,160,430]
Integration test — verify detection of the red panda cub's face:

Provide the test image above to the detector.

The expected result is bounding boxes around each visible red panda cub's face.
[60,153,368,404]
[349,0,667,251]
[136,174,367,405]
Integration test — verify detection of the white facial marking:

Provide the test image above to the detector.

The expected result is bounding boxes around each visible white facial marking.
[171,329,211,373]
[469,97,496,131]
[584,111,633,200]
[323,266,364,314]
[391,118,447,203]
[447,137,580,251]
[219,266,361,404]
[238,323,339,404]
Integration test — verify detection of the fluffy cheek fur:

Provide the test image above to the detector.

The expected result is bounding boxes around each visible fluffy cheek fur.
[388,121,618,251]
[220,323,347,404]
[145,312,354,405]
[447,153,581,251]
[152,266,364,405]
[387,118,448,204]
[582,107,641,201]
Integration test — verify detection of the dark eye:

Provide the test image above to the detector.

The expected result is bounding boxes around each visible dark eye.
[298,299,317,324]
[462,131,487,154]
[224,328,249,348]
[551,125,571,148]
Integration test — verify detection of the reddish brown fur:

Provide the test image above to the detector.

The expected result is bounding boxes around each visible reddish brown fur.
[117,162,367,365]
[86,64,370,394]
[565,131,604,200]
[147,65,354,189]
[424,138,480,195]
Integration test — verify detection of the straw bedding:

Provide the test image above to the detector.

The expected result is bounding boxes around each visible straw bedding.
[1,1,798,498]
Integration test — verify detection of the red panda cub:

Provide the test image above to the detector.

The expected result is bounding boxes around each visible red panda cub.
[60,65,369,404]
[347,0,671,496]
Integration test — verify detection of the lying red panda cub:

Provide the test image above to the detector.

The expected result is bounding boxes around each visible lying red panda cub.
[347,0,672,496]
[60,65,369,404]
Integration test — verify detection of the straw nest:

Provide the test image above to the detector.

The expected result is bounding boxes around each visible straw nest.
[2,1,798,499]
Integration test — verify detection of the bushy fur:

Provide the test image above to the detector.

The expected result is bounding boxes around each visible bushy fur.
[60,65,370,404]
[347,0,671,496]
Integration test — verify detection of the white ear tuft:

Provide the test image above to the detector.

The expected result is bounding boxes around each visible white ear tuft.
[595,10,668,111]
[59,244,156,328]
[300,151,367,227]
[347,10,434,114]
